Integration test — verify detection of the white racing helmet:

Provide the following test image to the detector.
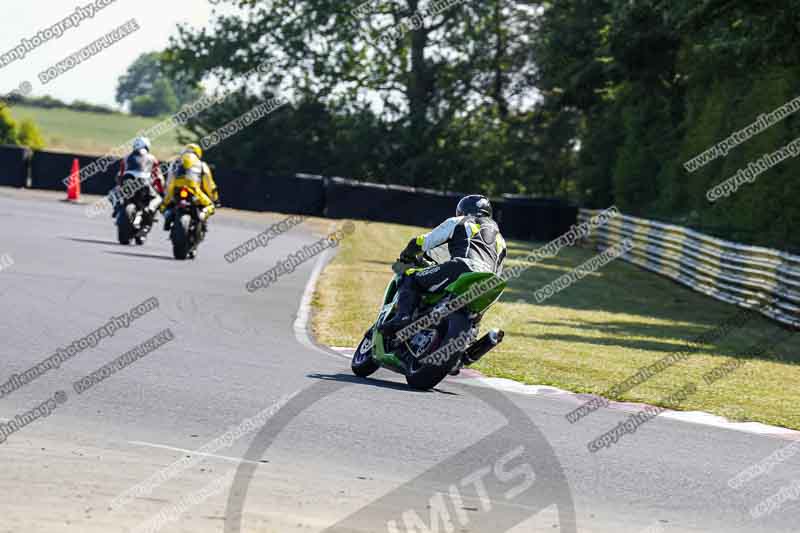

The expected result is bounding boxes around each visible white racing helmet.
[132,136,151,152]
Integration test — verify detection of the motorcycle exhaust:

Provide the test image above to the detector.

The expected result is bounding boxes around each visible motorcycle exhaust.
[462,329,504,365]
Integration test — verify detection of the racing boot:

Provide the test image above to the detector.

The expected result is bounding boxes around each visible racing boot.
[379,276,420,338]
[139,206,155,236]
[163,208,174,231]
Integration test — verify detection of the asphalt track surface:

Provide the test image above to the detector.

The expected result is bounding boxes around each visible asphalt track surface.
[0,188,798,532]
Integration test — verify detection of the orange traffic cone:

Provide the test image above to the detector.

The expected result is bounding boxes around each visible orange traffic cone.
[67,158,81,201]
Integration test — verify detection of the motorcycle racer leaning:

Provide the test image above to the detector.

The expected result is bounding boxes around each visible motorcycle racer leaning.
[161,143,219,231]
[114,136,164,225]
[379,195,507,337]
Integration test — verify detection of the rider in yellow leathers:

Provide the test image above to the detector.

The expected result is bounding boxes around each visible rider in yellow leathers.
[160,143,219,231]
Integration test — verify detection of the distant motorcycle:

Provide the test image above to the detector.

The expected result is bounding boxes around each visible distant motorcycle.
[170,186,206,260]
[116,177,156,246]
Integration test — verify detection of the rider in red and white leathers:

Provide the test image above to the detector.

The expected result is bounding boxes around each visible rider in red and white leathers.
[113,136,164,218]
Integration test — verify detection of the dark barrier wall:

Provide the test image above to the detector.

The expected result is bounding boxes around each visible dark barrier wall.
[18,148,578,242]
[496,195,579,241]
[212,171,326,216]
[30,150,118,195]
[0,144,32,187]
[210,168,254,210]
[325,180,577,240]
[262,174,325,216]
[325,177,462,228]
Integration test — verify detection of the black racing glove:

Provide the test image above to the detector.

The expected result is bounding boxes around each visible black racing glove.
[399,237,422,264]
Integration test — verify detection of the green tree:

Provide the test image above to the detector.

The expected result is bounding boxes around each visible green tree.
[117,52,202,116]
[0,107,17,145]
[531,0,800,250]
[129,78,180,117]
[0,108,45,149]
[16,119,45,150]
[164,0,562,194]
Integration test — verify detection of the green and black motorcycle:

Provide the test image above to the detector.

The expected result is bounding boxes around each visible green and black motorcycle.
[351,252,507,390]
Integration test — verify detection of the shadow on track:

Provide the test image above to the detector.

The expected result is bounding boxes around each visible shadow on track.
[106,251,175,261]
[62,237,120,246]
[307,372,459,395]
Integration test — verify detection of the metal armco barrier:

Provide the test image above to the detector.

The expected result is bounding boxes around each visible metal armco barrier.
[579,209,800,329]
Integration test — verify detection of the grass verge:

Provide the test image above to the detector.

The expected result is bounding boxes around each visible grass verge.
[311,219,800,430]
[10,105,185,158]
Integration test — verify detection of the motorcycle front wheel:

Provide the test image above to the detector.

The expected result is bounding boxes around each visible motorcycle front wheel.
[351,329,380,378]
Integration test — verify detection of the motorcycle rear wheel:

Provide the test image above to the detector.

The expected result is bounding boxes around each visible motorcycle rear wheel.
[405,312,469,390]
[117,204,137,245]
[171,214,192,260]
